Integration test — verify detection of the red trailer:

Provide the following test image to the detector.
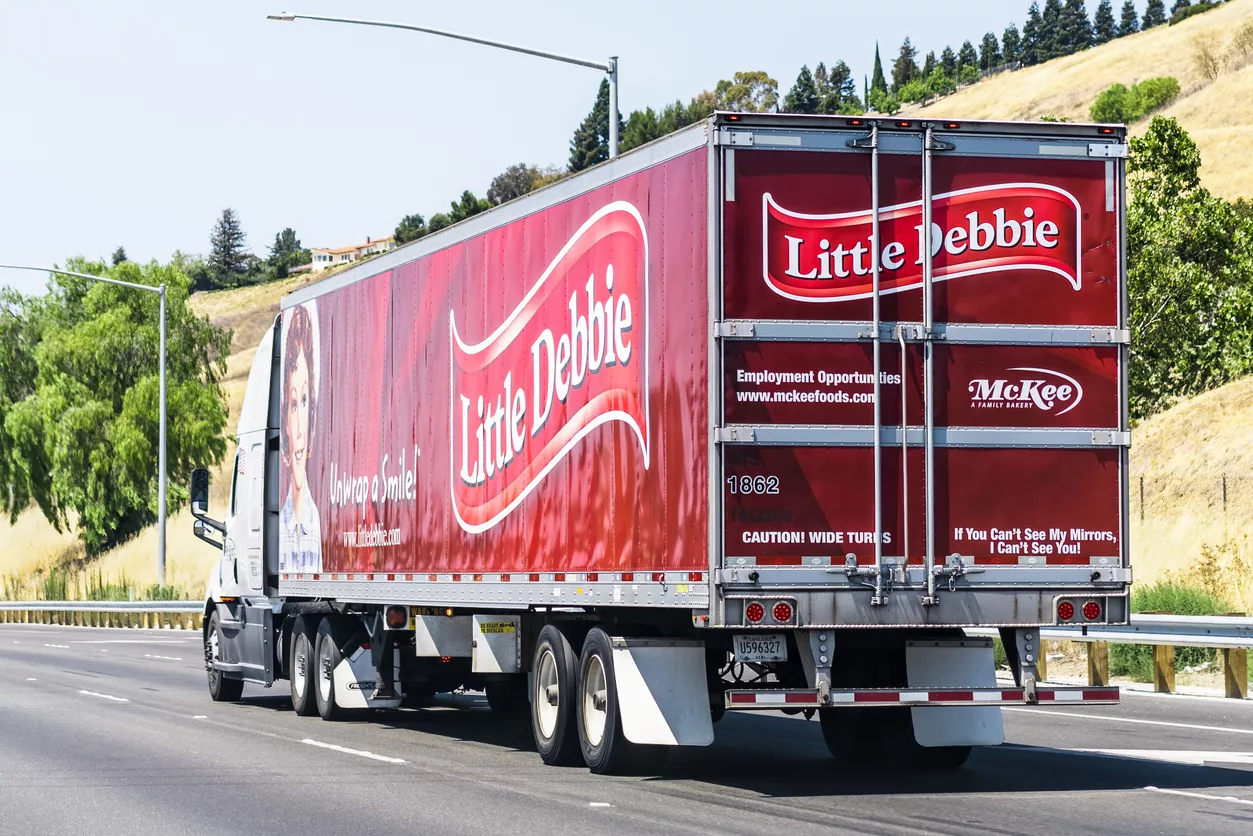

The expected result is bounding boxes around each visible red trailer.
[192,112,1130,773]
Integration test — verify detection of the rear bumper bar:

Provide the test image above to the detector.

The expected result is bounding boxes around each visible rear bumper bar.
[725,685,1120,709]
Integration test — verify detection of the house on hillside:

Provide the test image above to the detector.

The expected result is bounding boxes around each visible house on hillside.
[310,235,396,271]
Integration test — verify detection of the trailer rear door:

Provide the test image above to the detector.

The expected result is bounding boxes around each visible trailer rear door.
[714,117,1129,625]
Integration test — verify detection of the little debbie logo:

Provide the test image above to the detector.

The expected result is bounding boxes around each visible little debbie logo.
[967,367,1083,415]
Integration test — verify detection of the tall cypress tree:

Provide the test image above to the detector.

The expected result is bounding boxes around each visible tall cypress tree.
[1041,0,1066,60]
[1002,24,1022,64]
[1143,0,1167,28]
[568,79,621,173]
[784,65,819,114]
[209,208,248,286]
[871,43,888,94]
[1118,0,1139,35]
[1059,0,1093,55]
[1093,0,1116,44]
[923,50,937,77]
[1022,2,1044,65]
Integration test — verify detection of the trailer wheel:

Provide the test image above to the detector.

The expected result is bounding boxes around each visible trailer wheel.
[576,628,667,775]
[205,610,244,702]
[289,616,319,716]
[314,617,347,721]
[531,624,582,766]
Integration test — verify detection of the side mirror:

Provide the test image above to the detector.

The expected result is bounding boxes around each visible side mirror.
[190,468,210,514]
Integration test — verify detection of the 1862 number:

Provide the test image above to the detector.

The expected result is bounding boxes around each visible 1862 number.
[727,475,780,495]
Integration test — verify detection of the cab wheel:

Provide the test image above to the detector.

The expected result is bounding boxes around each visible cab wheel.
[205,610,244,702]
[289,616,319,716]
[314,617,347,721]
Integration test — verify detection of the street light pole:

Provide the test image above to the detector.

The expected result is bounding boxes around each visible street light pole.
[267,12,620,158]
[0,264,168,587]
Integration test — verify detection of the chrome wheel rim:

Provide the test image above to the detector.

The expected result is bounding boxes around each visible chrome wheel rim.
[293,636,308,698]
[317,640,333,704]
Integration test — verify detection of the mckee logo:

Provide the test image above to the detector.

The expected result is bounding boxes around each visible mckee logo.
[450,202,650,534]
[762,183,1083,303]
[967,367,1083,415]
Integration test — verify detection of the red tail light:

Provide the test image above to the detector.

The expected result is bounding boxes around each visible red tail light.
[1083,600,1102,621]
[1058,600,1075,621]
[772,601,793,623]
[745,602,765,623]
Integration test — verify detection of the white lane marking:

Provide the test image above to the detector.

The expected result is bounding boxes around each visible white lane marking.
[43,644,69,649]
[78,690,129,703]
[1145,786,1253,807]
[72,646,190,651]
[25,678,35,681]
[301,739,406,764]
[143,654,183,661]
[1076,749,1253,766]
[193,715,207,719]
[589,802,613,808]
[1005,707,1253,736]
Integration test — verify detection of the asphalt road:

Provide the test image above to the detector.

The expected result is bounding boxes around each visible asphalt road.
[2,624,1252,836]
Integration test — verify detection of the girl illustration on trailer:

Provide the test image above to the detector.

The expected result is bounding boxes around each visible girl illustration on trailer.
[279,302,323,573]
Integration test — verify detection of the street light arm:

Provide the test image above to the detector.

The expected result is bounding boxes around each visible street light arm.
[269,13,611,72]
[0,263,162,295]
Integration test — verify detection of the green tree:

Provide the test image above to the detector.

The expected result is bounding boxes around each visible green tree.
[487,163,540,204]
[1022,2,1044,65]
[449,191,491,224]
[922,51,937,77]
[1090,83,1137,122]
[1060,0,1094,53]
[1093,0,1117,43]
[980,32,1002,71]
[569,78,622,173]
[871,42,888,93]
[1170,0,1191,13]
[427,213,452,234]
[1126,117,1253,418]
[940,45,958,77]
[267,228,307,278]
[1002,24,1023,64]
[926,68,957,98]
[784,65,819,114]
[0,259,231,553]
[713,71,779,112]
[1143,0,1167,27]
[891,37,920,93]
[868,88,901,115]
[818,60,860,114]
[1118,0,1139,35]
[1041,0,1066,59]
[110,247,127,267]
[957,40,978,75]
[394,214,428,245]
[208,208,248,288]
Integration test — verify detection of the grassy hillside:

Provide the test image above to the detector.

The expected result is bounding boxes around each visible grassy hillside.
[913,0,1253,200]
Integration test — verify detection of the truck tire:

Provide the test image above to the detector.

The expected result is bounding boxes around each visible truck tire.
[313,617,347,721]
[205,610,244,702]
[531,624,582,766]
[576,628,668,775]
[289,616,319,717]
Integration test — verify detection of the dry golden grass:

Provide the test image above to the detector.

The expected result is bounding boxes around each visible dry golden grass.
[1131,377,1253,612]
[913,0,1253,200]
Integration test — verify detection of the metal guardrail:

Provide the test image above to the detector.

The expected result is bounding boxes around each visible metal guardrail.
[968,614,1253,700]
[0,600,203,630]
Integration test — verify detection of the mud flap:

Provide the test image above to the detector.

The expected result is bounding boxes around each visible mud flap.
[333,646,403,710]
[610,638,714,746]
[906,640,1005,747]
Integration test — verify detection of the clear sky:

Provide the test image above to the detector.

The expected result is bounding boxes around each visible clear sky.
[1,0,1050,296]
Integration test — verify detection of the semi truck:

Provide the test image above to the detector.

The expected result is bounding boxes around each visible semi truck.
[191,112,1131,773]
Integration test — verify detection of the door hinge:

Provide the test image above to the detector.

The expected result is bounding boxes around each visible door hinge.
[1088,142,1128,159]
[716,129,754,147]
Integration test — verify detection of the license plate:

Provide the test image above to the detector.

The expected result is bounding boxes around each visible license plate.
[733,633,788,663]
